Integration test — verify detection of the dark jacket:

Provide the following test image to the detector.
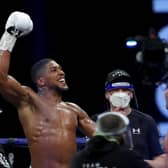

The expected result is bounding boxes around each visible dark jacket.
[70,136,152,168]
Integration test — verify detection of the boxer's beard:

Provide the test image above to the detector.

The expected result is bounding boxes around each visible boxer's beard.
[55,85,69,95]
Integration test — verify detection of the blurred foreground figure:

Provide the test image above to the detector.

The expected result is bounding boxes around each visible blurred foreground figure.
[70,111,152,168]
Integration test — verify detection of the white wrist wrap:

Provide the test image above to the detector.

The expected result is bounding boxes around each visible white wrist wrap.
[0,31,17,52]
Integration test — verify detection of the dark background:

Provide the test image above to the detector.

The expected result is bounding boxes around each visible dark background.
[0,1,168,167]
[0,0,166,136]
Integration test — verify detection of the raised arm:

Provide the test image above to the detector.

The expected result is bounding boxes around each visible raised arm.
[0,11,33,106]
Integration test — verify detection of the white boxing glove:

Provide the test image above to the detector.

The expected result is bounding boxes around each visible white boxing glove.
[0,11,33,52]
[5,11,33,37]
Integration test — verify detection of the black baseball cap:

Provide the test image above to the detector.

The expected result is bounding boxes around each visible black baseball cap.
[105,69,134,91]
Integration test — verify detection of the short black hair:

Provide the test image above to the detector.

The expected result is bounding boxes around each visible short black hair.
[31,58,53,83]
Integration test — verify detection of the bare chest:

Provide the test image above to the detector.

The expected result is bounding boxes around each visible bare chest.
[36,103,78,128]
[20,102,78,138]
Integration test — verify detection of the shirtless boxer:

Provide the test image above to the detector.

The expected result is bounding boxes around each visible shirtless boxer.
[0,11,96,168]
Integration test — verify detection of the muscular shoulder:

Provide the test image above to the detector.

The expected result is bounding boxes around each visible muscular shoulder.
[65,102,84,113]
[19,85,38,105]
[65,102,89,118]
[22,85,34,93]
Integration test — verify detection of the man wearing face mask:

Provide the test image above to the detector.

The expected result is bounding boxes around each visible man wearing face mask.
[92,69,168,168]
[104,69,163,154]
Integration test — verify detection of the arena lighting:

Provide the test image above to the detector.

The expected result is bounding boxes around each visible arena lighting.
[155,82,168,118]
[158,25,168,43]
[157,122,168,137]
[152,0,168,13]
[125,36,145,49]
[126,39,138,48]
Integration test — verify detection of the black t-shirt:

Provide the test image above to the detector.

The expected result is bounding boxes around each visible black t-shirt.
[127,109,163,159]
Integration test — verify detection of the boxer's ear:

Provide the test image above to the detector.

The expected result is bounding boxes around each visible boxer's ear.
[37,77,46,87]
